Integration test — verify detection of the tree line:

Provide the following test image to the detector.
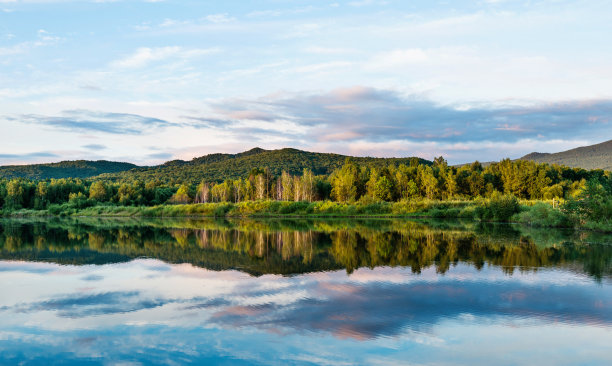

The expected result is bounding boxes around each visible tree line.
[0,157,609,211]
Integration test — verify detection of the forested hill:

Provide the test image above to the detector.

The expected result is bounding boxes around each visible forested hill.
[98,148,430,184]
[521,140,612,171]
[0,160,138,180]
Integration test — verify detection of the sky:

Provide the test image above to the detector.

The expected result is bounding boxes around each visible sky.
[1,0,611,165]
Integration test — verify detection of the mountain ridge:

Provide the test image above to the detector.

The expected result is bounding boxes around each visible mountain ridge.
[97,147,430,184]
[5,138,610,182]
[0,148,429,182]
[0,160,138,180]
[520,139,612,171]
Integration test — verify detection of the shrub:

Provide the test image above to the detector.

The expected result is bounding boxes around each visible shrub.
[278,201,310,214]
[361,202,392,215]
[515,203,573,227]
[48,204,63,215]
[213,203,233,217]
[474,193,520,222]
[458,205,477,219]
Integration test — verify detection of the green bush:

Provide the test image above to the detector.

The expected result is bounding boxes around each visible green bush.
[458,205,477,219]
[278,201,310,214]
[213,203,233,217]
[474,193,520,222]
[515,203,573,227]
[489,193,520,221]
[48,204,63,215]
[361,202,392,215]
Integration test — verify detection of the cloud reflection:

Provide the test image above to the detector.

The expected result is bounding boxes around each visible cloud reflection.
[15,291,169,318]
[208,278,612,340]
[0,260,610,365]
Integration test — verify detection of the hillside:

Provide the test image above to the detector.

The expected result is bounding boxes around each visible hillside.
[0,160,138,180]
[520,140,612,171]
[98,148,430,184]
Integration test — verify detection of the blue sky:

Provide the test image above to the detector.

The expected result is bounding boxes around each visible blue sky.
[1,0,611,165]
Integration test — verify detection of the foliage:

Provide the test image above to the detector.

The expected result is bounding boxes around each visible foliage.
[487,192,521,221]
[563,177,612,229]
[98,148,430,185]
[515,203,574,228]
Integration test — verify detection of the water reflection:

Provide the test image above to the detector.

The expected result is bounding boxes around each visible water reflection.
[0,218,610,279]
[0,260,610,365]
[0,218,610,365]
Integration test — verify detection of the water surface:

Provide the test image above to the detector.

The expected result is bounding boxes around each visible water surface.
[0,218,610,365]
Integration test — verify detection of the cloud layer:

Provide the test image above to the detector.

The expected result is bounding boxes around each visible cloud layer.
[2,88,610,164]
[199,87,612,143]
[1,0,611,164]
[179,87,612,161]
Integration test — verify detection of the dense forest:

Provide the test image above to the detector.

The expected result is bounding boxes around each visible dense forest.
[97,147,431,184]
[1,148,611,230]
[0,157,607,209]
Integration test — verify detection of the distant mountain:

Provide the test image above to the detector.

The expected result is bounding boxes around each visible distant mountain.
[0,160,138,180]
[99,148,430,184]
[520,140,612,171]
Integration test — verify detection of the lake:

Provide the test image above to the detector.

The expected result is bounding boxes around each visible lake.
[0,218,610,365]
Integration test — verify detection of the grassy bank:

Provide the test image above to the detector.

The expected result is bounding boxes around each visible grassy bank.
[4,196,609,231]
[4,199,468,218]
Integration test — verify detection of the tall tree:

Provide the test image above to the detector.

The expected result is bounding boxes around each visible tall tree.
[89,181,107,201]
[331,160,358,202]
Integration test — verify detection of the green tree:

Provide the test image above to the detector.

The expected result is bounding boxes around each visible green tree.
[6,179,24,209]
[445,171,458,198]
[467,171,484,197]
[419,166,438,199]
[89,181,107,201]
[170,184,192,204]
[281,171,293,201]
[331,160,358,202]
[374,175,394,201]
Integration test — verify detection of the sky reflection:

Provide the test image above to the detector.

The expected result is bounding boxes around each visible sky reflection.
[0,259,610,365]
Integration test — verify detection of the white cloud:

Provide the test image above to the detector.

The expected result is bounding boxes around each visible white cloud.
[302,46,355,55]
[204,13,234,23]
[349,0,388,7]
[0,29,61,56]
[110,46,220,68]
[366,48,429,70]
[292,61,352,73]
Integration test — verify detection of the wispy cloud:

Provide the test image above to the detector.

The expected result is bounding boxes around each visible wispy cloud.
[7,110,174,135]
[195,87,612,144]
[0,151,58,159]
[0,28,61,56]
[82,144,106,150]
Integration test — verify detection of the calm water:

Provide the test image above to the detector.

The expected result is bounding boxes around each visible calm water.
[0,218,610,365]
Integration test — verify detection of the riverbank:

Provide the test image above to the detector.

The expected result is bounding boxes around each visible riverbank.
[3,198,608,231]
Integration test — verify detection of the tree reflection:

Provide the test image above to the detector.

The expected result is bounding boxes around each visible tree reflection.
[0,218,609,280]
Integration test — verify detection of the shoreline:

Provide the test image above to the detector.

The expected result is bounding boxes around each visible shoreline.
[2,200,610,233]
